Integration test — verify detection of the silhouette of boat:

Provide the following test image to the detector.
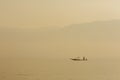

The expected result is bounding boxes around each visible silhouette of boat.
[70,57,87,61]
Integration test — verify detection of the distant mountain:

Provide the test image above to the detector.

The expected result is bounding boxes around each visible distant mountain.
[1,20,120,41]
[1,20,120,58]
[58,20,120,42]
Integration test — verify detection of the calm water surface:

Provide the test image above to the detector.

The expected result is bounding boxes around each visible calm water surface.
[0,58,120,80]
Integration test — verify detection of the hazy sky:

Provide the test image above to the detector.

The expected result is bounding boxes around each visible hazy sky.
[0,0,120,27]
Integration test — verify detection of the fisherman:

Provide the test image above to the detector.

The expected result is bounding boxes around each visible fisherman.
[83,57,86,60]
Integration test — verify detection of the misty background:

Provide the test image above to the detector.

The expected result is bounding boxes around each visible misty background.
[1,1,120,80]
[1,20,120,59]
[0,0,120,59]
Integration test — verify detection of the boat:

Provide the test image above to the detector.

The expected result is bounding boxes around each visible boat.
[70,57,87,61]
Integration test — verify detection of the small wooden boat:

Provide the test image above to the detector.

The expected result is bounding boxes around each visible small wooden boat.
[70,57,87,61]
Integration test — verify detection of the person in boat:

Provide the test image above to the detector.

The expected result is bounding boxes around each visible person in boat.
[83,56,87,61]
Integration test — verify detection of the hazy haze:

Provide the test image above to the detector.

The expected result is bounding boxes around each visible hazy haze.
[1,1,120,80]
[1,20,120,59]
[0,0,120,27]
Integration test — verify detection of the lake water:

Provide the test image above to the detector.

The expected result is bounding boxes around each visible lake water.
[0,58,120,80]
